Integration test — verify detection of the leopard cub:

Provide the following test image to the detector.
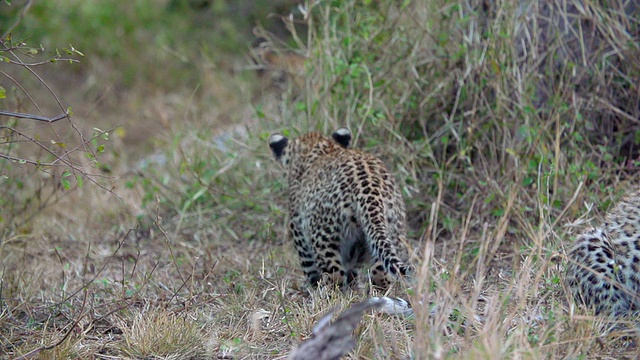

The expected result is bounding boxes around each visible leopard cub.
[566,189,640,316]
[269,128,411,289]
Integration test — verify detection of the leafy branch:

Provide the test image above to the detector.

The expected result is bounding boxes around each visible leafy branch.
[0,1,114,232]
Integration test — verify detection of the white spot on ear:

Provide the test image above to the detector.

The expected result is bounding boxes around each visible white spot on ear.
[269,134,285,145]
[332,128,352,148]
[269,133,289,160]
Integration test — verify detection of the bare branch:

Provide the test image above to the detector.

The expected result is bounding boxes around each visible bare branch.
[0,152,69,167]
[6,58,80,66]
[7,49,68,114]
[0,68,45,116]
[0,109,69,123]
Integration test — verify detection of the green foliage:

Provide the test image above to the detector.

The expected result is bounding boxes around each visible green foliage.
[7,0,193,88]
[3,0,301,89]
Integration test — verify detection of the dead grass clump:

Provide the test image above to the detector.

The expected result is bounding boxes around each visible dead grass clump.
[118,309,206,359]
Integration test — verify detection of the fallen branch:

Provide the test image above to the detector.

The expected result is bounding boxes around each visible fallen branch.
[287,298,385,360]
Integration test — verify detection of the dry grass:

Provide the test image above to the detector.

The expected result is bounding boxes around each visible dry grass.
[2,0,640,358]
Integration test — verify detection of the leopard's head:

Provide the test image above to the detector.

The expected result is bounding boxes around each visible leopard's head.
[269,128,351,180]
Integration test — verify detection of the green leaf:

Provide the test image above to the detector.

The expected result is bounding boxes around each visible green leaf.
[294,102,306,111]
[75,174,83,188]
[634,129,640,145]
[61,170,72,189]
[0,85,5,99]
[52,140,67,148]
[61,177,71,190]
[255,106,265,118]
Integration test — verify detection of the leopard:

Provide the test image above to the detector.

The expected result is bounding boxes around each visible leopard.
[566,189,640,317]
[268,128,412,289]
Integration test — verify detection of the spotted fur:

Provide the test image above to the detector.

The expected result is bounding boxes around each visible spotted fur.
[566,190,640,316]
[269,128,411,288]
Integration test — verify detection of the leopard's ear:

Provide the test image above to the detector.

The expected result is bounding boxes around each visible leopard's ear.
[332,127,351,148]
[269,133,289,161]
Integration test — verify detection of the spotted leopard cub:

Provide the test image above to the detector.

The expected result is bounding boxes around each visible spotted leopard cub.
[269,128,411,289]
[566,190,640,316]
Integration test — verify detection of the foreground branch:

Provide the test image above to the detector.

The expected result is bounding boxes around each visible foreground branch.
[287,298,385,360]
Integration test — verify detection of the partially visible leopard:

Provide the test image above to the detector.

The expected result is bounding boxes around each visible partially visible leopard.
[268,128,411,289]
[566,189,640,316]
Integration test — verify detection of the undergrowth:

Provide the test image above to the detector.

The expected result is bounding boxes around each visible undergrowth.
[2,0,640,358]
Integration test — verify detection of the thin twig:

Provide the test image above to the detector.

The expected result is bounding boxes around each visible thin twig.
[6,49,67,114]
[0,69,43,115]
[1,125,117,195]
[0,0,34,41]
[54,229,132,306]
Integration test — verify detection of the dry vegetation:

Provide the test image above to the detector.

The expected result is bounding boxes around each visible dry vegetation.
[2,0,640,358]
